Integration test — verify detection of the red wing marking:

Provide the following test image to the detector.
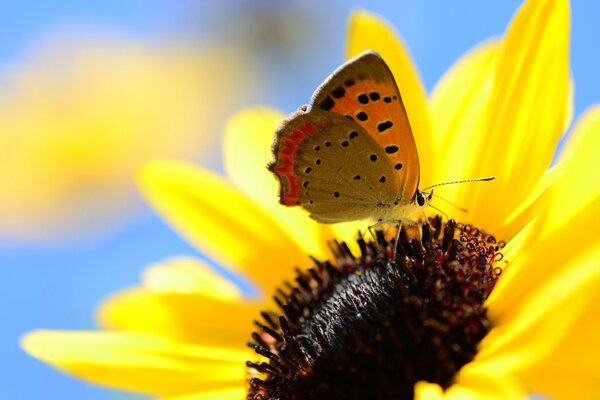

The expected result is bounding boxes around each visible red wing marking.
[271,120,318,205]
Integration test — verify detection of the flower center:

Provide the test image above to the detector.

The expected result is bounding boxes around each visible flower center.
[246,217,504,399]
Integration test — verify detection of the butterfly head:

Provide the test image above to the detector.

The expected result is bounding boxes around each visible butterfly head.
[386,189,431,224]
[415,190,433,209]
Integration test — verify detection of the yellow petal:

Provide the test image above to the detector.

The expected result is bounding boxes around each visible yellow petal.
[544,105,600,234]
[489,105,600,317]
[223,107,332,259]
[482,219,600,358]
[478,244,600,398]
[498,165,560,240]
[97,287,261,348]
[452,363,526,400]
[137,160,309,291]
[163,386,245,400]
[346,10,434,188]
[141,256,242,302]
[414,382,446,400]
[479,116,600,399]
[484,215,538,307]
[489,194,599,320]
[428,40,500,216]
[454,0,571,236]
[415,374,524,400]
[21,331,248,396]
[517,311,600,399]
[480,129,600,399]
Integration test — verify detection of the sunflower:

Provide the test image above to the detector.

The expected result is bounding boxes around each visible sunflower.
[23,0,600,399]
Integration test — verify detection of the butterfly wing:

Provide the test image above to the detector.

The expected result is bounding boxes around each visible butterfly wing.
[311,51,420,205]
[269,51,420,224]
[269,109,399,223]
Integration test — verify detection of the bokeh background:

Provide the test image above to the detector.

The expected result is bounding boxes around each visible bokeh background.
[2,1,598,398]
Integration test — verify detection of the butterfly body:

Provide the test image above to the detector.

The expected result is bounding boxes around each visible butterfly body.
[269,51,425,225]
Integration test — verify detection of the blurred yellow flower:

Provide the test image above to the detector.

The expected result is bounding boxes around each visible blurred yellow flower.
[0,31,252,243]
[22,0,600,399]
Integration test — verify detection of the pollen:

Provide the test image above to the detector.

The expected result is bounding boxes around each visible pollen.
[246,217,503,399]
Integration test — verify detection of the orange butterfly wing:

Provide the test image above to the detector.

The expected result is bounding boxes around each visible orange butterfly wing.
[269,51,420,223]
[312,51,420,203]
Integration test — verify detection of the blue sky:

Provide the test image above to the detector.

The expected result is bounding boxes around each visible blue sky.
[2,1,599,399]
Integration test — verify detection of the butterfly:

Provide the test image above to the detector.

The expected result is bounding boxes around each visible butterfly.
[268,50,430,226]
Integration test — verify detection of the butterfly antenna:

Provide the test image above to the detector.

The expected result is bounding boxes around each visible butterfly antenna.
[422,176,495,192]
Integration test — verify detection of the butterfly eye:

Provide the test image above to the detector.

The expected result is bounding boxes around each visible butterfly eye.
[416,191,426,207]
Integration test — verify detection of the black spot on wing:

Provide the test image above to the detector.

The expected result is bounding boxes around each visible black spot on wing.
[356,112,368,121]
[320,96,335,111]
[378,121,394,132]
[332,86,345,99]
[385,145,399,154]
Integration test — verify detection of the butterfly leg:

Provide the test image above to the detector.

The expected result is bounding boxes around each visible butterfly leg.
[366,219,388,248]
[367,225,378,242]
[421,211,435,231]
[390,216,423,256]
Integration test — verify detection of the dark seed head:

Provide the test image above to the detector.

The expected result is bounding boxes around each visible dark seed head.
[246,217,503,399]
